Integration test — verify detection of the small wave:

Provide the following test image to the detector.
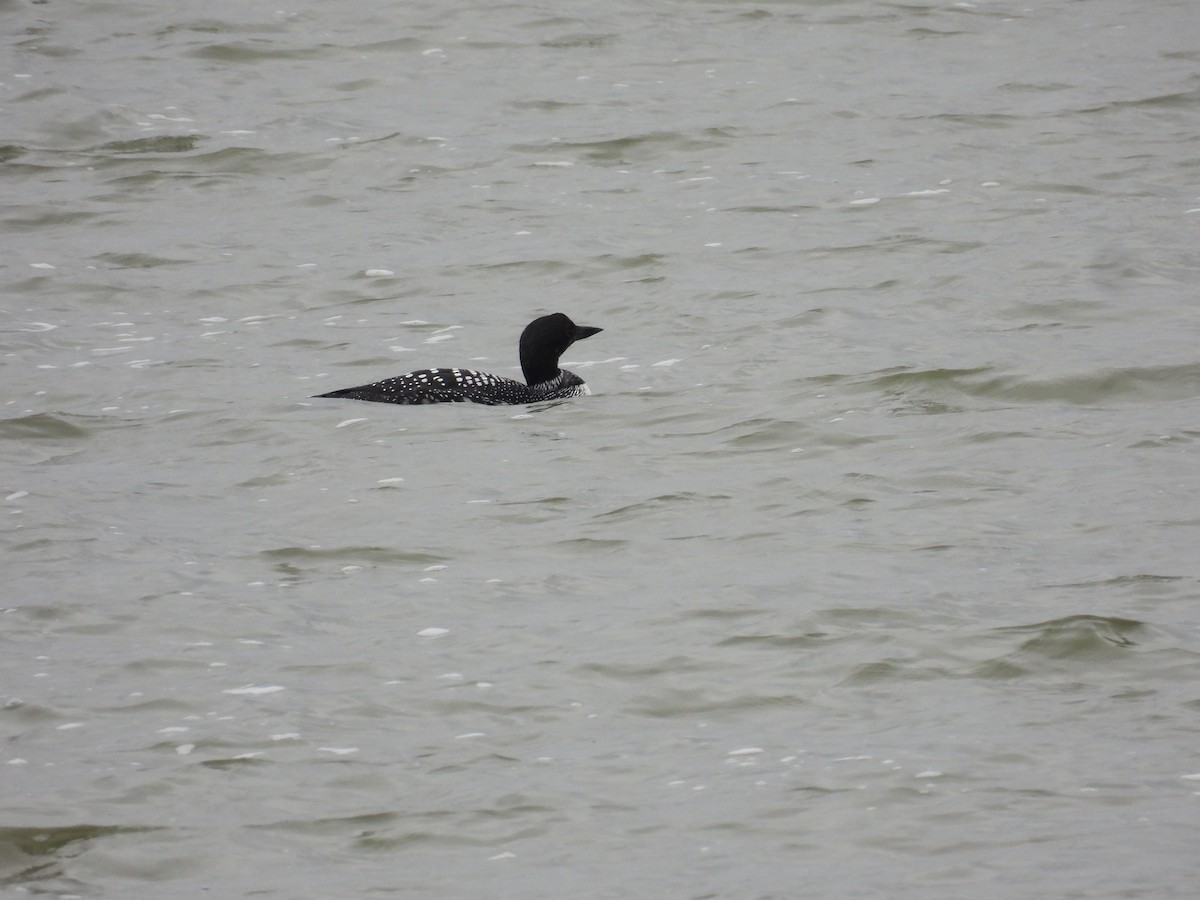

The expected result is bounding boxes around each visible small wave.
[92,135,203,155]
[510,129,734,165]
[869,362,1200,408]
[972,615,1182,679]
[996,614,1150,654]
[261,546,448,565]
[0,413,90,441]
[0,823,163,862]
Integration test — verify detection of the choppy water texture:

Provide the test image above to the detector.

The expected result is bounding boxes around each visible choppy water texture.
[4,0,1200,896]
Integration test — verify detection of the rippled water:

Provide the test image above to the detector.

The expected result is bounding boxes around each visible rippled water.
[4,1,1200,897]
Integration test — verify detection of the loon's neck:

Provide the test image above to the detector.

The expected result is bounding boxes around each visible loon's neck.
[530,369,575,391]
[524,363,562,386]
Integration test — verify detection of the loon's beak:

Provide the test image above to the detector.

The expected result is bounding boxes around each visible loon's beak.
[573,325,602,342]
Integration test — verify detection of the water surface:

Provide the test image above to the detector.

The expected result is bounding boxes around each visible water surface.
[4,1,1200,896]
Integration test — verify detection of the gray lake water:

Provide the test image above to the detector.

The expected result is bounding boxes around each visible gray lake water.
[4,0,1200,897]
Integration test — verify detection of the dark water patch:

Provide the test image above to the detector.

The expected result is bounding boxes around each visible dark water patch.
[541,32,619,49]
[200,755,271,770]
[0,700,63,725]
[355,827,522,851]
[988,616,1164,674]
[322,796,558,847]
[775,308,828,330]
[339,131,433,149]
[510,129,734,165]
[1127,431,1200,449]
[807,235,981,257]
[911,112,1021,129]
[869,363,1200,408]
[352,37,427,54]
[625,688,807,718]
[969,658,1032,680]
[476,252,665,276]
[330,78,378,92]
[187,41,330,62]
[869,368,988,393]
[165,356,229,370]
[594,492,732,521]
[1010,181,1104,196]
[313,354,404,370]
[999,81,1076,94]
[470,258,576,276]
[262,546,448,565]
[551,537,631,554]
[92,252,192,269]
[122,656,224,675]
[509,99,585,112]
[2,601,89,621]
[1042,573,1188,593]
[679,606,768,622]
[300,192,350,207]
[466,253,665,278]
[2,208,103,230]
[156,18,291,37]
[485,496,573,525]
[97,698,197,715]
[16,37,80,58]
[998,298,1111,325]
[236,472,292,488]
[0,413,90,441]
[252,811,398,836]
[881,395,967,417]
[839,659,952,686]
[0,824,162,887]
[191,422,288,448]
[93,135,203,155]
[8,86,68,105]
[906,27,970,39]
[719,419,835,454]
[793,607,954,649]
[522,14,594,29]
[1075,88,1200,116]
[587,252,667,272]
[578,657,707,681]
[1006,364,1200,404]
[718,632,829,651]
[652,416,794,445]
[97,146,333,180]
[724,204,818,214]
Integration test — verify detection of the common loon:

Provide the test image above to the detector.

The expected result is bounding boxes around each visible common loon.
[314,312,602,406]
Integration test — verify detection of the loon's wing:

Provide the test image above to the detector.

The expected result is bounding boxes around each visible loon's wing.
[314,368,529,405]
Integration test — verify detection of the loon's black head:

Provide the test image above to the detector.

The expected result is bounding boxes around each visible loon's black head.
[519,313,602,386]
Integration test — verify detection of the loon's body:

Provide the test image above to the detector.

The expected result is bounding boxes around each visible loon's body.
[314,312,602,406]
